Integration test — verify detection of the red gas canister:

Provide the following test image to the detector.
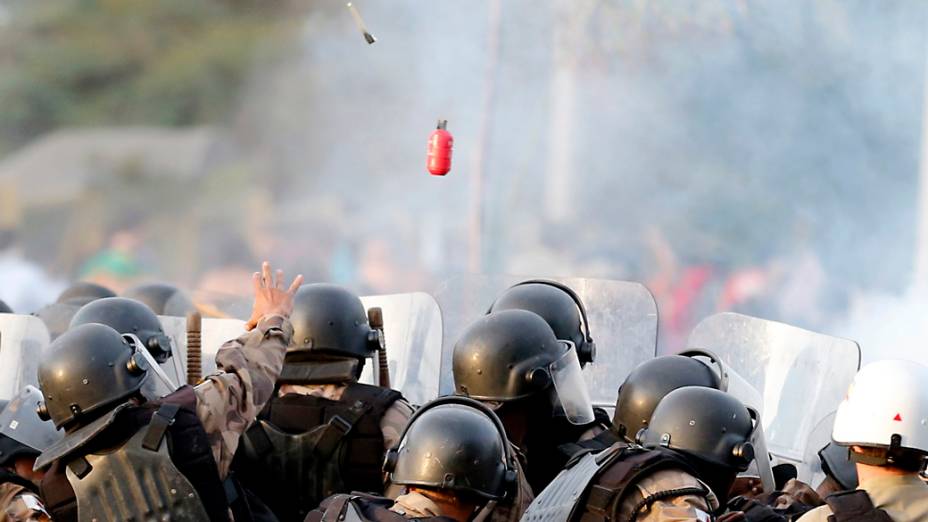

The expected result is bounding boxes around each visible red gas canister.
[427,120,453,176]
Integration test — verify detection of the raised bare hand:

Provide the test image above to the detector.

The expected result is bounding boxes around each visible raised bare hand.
[245,261,303,331]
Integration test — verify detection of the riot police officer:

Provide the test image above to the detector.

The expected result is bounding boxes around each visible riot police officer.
[233,283,413,521]
[0,386,59,521]
[306,397,517,522]
[123,282,197,317]
[797,360,928,522]
[488,281,615,453]
[452,309,595,495]
[36,262,301,521]
[612,352,722,442]
[524,386,768,521]
[33,282,116,340]
[69,296,175,363]
[487,280,597,368]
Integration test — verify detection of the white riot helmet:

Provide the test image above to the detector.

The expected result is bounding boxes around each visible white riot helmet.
[832,360,928,468]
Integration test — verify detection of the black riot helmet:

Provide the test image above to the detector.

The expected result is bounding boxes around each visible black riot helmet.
[452,310,594,425]
[123,283,196,317]
[488,280,596,366]
[0,299,11,313]
[56,282,116,306]
[0,386,60,467]
[613,354,722,441]
[288,284,382,360]
[70,297,173,363]
[638,387,760,473]
[384,396,517,501]
[36,323,149,431]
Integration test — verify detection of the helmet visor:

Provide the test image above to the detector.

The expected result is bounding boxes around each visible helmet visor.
[746,407,776,493]
[550,342,595,425]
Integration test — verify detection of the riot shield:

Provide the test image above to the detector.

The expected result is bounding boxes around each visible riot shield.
[687,313,861,476]
[0,315,51,400]
[357,293,443,406]
[801,412,837,488]
[161,316,247,381]
[201,318,248,377]
[157,316,190,387]
[433,276,658,409]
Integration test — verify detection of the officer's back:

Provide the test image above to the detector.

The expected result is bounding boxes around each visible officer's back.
[233,283,413,522]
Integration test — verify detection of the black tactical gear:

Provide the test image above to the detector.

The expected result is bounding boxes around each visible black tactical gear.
[488,280,596,365]
[56,282,116,306]
[824,490,893,522]
[454,309,597,493]
[305,493,457,522]
[612,354,722,441]
[452,309,569,401]
[69,297,174,363]
[40,388,232,522]
[819,441,859,490]
[289,284,383,362]
[639,387,757,472]
[522,443,712,522]
[123,282,196,317]
[234,382,403,522]
[36,323,148,431]
[0,386,60,466]
[638,386,762,504]
[384,396,516,501]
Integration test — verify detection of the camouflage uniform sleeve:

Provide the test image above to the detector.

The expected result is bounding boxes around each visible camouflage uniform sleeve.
[617,469,719,522]
[194,314,293,478]
[0,483,50,522]
[380,398,414,450]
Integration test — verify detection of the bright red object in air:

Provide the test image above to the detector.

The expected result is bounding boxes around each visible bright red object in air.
[427,120,453,176]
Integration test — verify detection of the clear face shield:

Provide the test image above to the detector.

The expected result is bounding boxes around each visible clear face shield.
[124,333,180,399]
[744,406,776,494]
[549,341,595,425]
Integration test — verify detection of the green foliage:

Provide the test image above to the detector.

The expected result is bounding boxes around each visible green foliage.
[0,0,301,154]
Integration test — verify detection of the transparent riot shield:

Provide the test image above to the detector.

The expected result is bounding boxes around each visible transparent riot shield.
[200,318,248,377]
[801,412,837,488]
[433,276,659,409]
[358,293,443,406]
[158,315,190,387]
[0,315,51,400]
[687,313,861,478]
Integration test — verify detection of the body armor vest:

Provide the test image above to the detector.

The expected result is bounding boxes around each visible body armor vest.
[235,382,402,522]
[524,444,711,522]
[825,490,894,522]
[41,387,232,522]
[66,404,210,521]
[525,407,613,493]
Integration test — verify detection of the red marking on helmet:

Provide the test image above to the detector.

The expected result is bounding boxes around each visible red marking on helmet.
[893,413,903,422]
